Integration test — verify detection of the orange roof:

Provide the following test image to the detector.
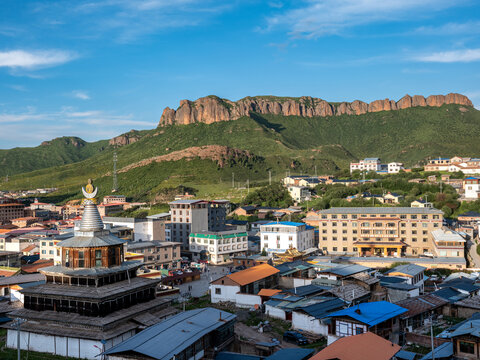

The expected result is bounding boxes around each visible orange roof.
[22,244,38,253]
[310,332,401,360]
[257,289,282,297]
[0,269,20,277]
[22,259,54,273]
[226,264,279,286]
[0,203,23,207]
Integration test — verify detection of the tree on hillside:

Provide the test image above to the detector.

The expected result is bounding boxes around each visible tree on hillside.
[243,183,293,208]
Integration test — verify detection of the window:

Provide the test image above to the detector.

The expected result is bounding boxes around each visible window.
[332,215,337,219]
[332,237,337,241]
[343,230,347,234]
[412,238,417,242]
[49,242,53,246]
[332,247,337,251]
[95,249,102,267]
[343,237,347,241]
[412,230,417,235]
[355,327,364,335]
[78,251,85,267]
[322,237,327,241]
[411,215,417,219]
[215,288,221,295]
[352,215,357,219]
[422,215,428,219]
[343,247,347,252]
[49,250,54,255]
[322,222,327,226]
[423,238,428,243]
[332,222,337,227]
[459,341,475,354]
[41,250,46,254]
[342,222,347,227]
[412,223,417,227]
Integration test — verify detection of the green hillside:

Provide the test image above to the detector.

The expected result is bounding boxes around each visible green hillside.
[0,136,110,177]
[1,104,479,202]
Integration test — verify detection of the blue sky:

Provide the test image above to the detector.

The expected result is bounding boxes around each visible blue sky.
[1,0,480,149]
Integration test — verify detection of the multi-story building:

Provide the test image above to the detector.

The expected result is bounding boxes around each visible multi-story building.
[103,214,169,242]
[169,199,229,251]
[102,195,127,204]
[424,157,451,172]
[260,221,315,254]
[189,230,248,264]
[0,202,25,224]
[11,216,40,228]
[304,207,443,257]
[349,158,383,173]
[463,177,480,199]
[287,185,311,202]
[431,229,465,258]
[97,203,124,217]
[39,238,61,264]
[126,241,182,269]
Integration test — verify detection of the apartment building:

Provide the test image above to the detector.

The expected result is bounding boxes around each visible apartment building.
[103,215,169,242]
[260,221,315,254]
[103,195,127,204]
[424,157,451,172]
[169,199,229,251]
[39,238,61,265]
[350,158,383,173]
[189,230,248,265]
[0,203,25,224]
[126,241,182,269]
[304,207,443,257]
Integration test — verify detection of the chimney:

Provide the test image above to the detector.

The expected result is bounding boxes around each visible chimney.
[355,309,361,314]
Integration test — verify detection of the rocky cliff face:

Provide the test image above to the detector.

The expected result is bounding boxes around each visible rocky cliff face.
[158,93,473,126]
[109,130,140,147]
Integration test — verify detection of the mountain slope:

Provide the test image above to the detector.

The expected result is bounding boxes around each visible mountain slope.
[0,136,110,177]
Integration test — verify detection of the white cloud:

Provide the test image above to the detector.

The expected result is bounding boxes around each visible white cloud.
[0,50,77,69]
[415,48,480,63]
[414,21,480,36]
[265,0,464,38]
[72,90,90,100]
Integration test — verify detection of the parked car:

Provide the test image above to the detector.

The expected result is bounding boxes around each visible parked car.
[283,331,308,345]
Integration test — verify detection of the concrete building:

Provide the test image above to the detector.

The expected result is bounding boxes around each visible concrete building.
[103,215,169,242]
[349,158,384,173]
[305,207,443,257]
[431,228,466,258]
[102,195,127,204]
[169,199,229,251]
[384,263,426,293]
[387,162,404,174]
[0,202,25,224]
[463,177,480,199]
[424,157,451,172]
[287,185,311,202]
[189,230,248,265]
[411,199,433,208]
[126,241,182,269]
[260,222,315,254]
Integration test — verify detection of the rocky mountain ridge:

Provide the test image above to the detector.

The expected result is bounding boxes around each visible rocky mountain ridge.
[159,93,472,126]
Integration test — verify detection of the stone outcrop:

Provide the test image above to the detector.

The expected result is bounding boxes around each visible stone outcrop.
[158,93,473,126]
[109,131,140,147]
[117,145,259,173]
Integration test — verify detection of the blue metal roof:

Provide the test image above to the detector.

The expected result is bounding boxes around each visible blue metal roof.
[320,264,370,277]
[328,301,407,326]
[439,278,480,293]
[103,308,236,360]
[432,287,468,303]
[266,348,314,360]
[419,342,453,360]
[216,353,261,360]
[395,350,416,360]
[285,284,328,297]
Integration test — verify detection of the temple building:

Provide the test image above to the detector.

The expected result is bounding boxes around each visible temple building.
[3,180,172,359]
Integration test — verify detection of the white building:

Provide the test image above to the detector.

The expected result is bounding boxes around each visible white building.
[463,177,480,199]
[189,230,248,265]
[287,186,311,202]
[103,215,169,242]
[431,229,465,258]
[260,222,315,254]
[349,158,383,174]
[387,162,404,174]
[411,199,433,208]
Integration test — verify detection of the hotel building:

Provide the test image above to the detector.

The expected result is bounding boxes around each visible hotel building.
[304,207,443,257]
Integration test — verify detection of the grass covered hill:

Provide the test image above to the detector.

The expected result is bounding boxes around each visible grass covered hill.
[1,103,480,202]
[0,136,110,177]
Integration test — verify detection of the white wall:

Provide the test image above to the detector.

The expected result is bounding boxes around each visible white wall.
[10,288,23,303]
[235,293,262,308]
[292,312,328,335]
[7,329,135,360]
[265,304,286,320]
[210,284,240,303]
[293,278,312,288]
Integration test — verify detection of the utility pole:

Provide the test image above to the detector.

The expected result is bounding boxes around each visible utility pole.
[232,172,234,188]
[14,318,25,360]
[112,149,118,193]
[439,181,443,194]
[269,171,272,185]
[430,313,435,360]
[247,179,250,194]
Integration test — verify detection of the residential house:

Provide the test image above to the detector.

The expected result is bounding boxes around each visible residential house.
[396,294,448,334]
[424,157,451,172]
[350,158,384,173]
[388,162,404,174]
[232,206,257,217]
[385,264,426,293]
[210,264,280,307]
[260,222,315,254]
[382,192,404,204]
[292,297,345,336]
[464,177,480,199]
[287,186,311,203]
[379,276,420,303]
[410,199,433,208]
[127,241,182,270]
[437,277,480,299]
[311,332,401,360]
[431,228,465,258]
[448,318,480,359]
[102,308,236,360]
[326,301,407,345]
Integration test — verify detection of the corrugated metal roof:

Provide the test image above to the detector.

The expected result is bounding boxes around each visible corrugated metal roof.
[225,264,279,286]
[419,342,453,360]
[395,350,417,360]
[385,263,426,277]
[328,301,407,326]
[297,298,345,319]
[216,352,261,360]
[103,308,236,360]
[320,264,370,277]
[266,348,314,360]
